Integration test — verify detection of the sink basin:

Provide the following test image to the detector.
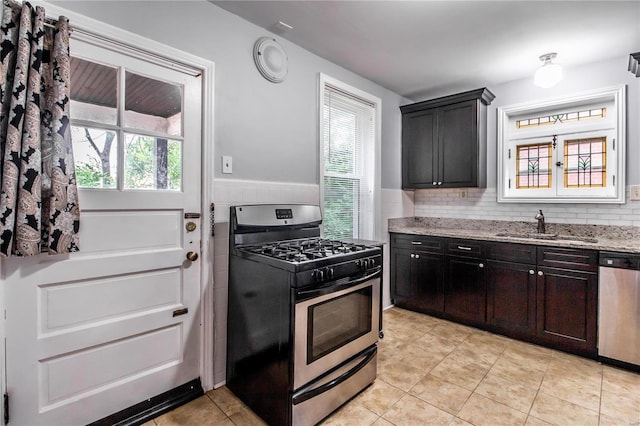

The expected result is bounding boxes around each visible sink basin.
[495,232,598,244]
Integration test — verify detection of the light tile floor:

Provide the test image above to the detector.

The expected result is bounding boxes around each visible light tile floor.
[145,307,640,425]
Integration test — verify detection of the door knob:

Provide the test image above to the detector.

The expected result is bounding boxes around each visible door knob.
[186,251,199,261]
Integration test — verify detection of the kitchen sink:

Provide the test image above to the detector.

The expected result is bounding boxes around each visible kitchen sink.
[495,232,598,244]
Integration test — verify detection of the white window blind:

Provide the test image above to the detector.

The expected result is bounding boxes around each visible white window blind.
[322,83,375,240]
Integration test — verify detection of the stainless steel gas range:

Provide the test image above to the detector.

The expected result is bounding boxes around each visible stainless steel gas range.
[226,204,381,426]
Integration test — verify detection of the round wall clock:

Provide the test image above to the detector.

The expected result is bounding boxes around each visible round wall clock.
[253,37,288,83]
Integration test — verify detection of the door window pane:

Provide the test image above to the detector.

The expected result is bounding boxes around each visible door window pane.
[70,57,117,125]
[72,126,117,188]
[125,71,182,136]
[124,133,181,190]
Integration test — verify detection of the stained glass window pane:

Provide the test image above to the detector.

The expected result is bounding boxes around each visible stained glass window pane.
[516,142,552,189]
[564,137,606,188]
[516,107,606,128]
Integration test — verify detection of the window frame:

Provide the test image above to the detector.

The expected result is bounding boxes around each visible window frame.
[318,73,382,241]
[497,85,626,203]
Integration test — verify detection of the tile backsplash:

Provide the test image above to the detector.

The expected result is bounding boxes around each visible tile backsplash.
[414,187,640,227]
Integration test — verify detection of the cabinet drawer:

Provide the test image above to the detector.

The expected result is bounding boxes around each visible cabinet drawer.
[487,242,536,263]
[537,246,598,272]
[446,239,484,257]
[391,234,442,253]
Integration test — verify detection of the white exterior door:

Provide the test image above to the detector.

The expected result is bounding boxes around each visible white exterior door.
[1,37,203,425]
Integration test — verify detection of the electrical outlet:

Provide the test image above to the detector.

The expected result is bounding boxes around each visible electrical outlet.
[222,156,232,174]
[459,189,468,199]
[630,185,640,201]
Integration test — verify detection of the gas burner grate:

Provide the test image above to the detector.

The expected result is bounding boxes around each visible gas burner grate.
[242,238,370,263]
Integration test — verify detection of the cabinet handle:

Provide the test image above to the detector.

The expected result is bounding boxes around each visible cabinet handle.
[437,182,443,186]
[479,263,484,268]
[457,246,472,251]
[538,270,544,276]
[529,269,535,275]
[410,254,415,258]
[411,241,422,245]
[432,182,437,186]
[415,254,420,259]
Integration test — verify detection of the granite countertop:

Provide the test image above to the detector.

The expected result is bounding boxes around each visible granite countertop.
[388,217,640,254]
[342,238,386,247]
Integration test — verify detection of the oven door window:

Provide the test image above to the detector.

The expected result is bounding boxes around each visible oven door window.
[307,286,372,364]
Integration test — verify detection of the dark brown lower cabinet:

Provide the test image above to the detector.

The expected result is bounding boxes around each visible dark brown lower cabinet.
[536,266,598,357]
[415,252,444,314]
[486,260,537,337]
[444,256,486,325]
[391,248,414,309]
[391,247,443,314]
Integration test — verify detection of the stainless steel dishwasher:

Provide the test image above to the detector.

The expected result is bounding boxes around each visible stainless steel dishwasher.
[598,251,640,367]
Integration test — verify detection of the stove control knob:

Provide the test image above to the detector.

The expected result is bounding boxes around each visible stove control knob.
[356,259,365,272]
[368,258,375,269]
[313,269,324,282]
[325,267,334,280]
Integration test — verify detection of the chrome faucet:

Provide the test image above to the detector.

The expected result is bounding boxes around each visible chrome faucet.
[535,210,545,234]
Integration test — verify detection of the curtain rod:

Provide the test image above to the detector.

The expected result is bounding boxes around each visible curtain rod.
[43,16,73,32]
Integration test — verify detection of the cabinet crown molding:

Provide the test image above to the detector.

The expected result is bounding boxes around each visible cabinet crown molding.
[400,87,495,114]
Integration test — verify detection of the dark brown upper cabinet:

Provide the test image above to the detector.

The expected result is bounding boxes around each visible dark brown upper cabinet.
[400,88,495,189]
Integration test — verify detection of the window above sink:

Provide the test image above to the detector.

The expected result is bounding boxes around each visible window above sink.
[497,85,626,203]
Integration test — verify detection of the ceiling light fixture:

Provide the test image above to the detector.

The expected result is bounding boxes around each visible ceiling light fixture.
[534,52,563,88]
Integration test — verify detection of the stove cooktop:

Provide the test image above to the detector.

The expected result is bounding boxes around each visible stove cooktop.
[240,238,373,264]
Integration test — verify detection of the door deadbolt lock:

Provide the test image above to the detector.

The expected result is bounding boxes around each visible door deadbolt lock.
[186,251,199,261]
[185,221,197,232]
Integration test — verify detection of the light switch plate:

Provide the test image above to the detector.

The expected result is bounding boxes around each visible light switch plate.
[630,185,640,201]
[222,156,232,174]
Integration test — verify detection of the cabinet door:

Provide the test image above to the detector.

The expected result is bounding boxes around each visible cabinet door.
[438,100,478,187]
[444,256,486,324]
[402,109,437,188]
[391,248,415,310]
[486,260,536,336]
[536,267,598,356]
[414,251,444,314]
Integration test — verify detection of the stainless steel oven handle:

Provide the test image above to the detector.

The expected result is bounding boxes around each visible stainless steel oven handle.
[296,267,381,300]
[291,345,376,405]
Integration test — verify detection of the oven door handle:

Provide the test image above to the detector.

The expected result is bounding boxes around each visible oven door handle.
[291,345,376,406]
[296,267,381,300]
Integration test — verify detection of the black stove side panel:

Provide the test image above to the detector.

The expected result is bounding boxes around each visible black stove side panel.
[226,255,292,426]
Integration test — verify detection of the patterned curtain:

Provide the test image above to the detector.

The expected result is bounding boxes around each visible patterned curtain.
[0,0,79,256]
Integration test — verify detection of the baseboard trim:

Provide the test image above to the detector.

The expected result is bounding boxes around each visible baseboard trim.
[88,378,204,426]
